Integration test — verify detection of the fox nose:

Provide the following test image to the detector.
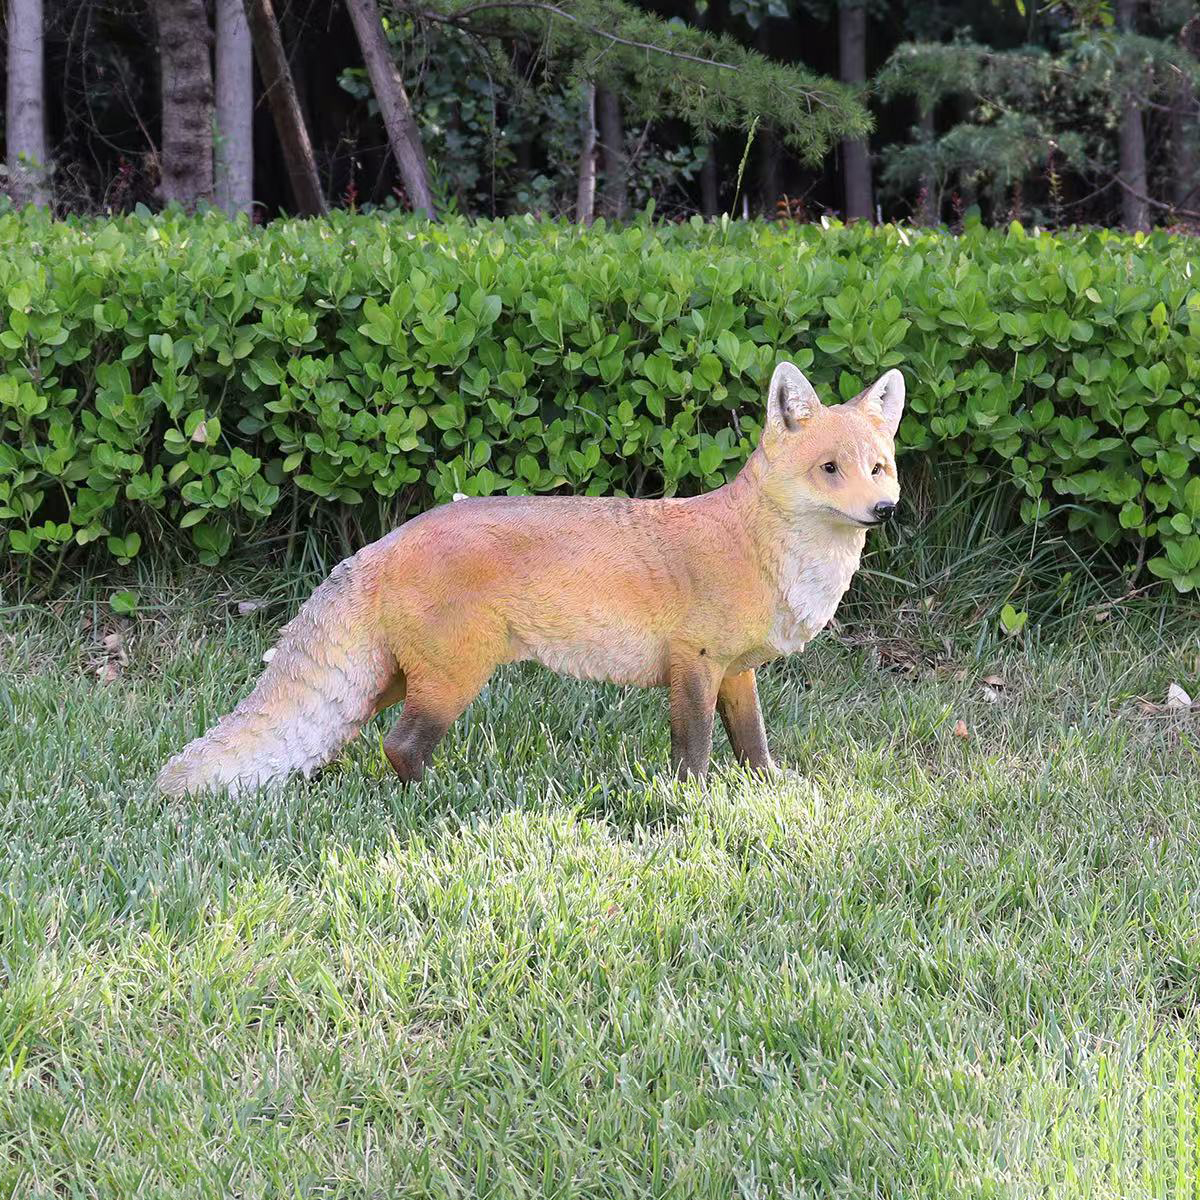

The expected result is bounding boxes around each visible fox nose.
[873,501,897,523]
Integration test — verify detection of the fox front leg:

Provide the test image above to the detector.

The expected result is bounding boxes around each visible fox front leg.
[717,669,776,775]
[667,650,724,780]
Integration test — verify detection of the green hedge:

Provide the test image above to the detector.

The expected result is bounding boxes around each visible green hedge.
[2,208,1199,589]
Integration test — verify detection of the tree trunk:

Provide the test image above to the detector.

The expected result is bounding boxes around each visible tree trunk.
[1170,82,1198,212]
[282,1,312,128]
[596,87,629,220]
[754,24,780,217]
[1116,0,1150,232]
[758,127,781,217]
[155,0,214,209]
[576,82,597,225]
[694,0,720,218]
[1172,17,1200,212]
[215,0,254,216]
[953,93,976,222]
[838,0,872,222]
[344,0,436,218]
[5,0,48,207]
[916,104,937,225]
[700,145,719,216]
[243,0,326,215]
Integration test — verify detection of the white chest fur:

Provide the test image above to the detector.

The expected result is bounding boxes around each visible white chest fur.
[766,529,865,655]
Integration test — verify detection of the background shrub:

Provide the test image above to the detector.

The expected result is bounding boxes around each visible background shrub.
[1,209,1198,590]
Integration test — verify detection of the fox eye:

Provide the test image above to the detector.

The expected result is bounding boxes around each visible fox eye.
[871,463,884,476]
[822,461,838,475]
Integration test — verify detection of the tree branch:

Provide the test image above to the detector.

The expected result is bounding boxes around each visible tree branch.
[1114,174,1200,221]
[440,0,738,70]
[404,0,851,115]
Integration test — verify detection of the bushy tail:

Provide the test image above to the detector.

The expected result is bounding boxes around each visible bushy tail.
[158,555,395,797]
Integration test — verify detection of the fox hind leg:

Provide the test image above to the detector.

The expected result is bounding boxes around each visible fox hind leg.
[383,709,452,784]
[717,669,776,774]
[383,663,493,784]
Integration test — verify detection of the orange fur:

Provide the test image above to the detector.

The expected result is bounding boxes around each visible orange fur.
[157,362,904,794]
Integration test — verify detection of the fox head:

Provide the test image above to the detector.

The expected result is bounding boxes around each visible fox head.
[756,361,904,530]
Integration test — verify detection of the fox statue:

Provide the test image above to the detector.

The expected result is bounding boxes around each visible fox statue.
[158,361,904,795]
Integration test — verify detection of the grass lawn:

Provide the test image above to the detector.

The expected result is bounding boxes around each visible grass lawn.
[2,566,1200,1198]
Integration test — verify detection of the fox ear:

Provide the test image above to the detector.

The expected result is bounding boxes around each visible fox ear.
[767,361,819,433]
[855,369,905,436]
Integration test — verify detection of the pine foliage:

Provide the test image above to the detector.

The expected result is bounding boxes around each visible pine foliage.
[394,0,871,160]
[877,20,1200,218]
